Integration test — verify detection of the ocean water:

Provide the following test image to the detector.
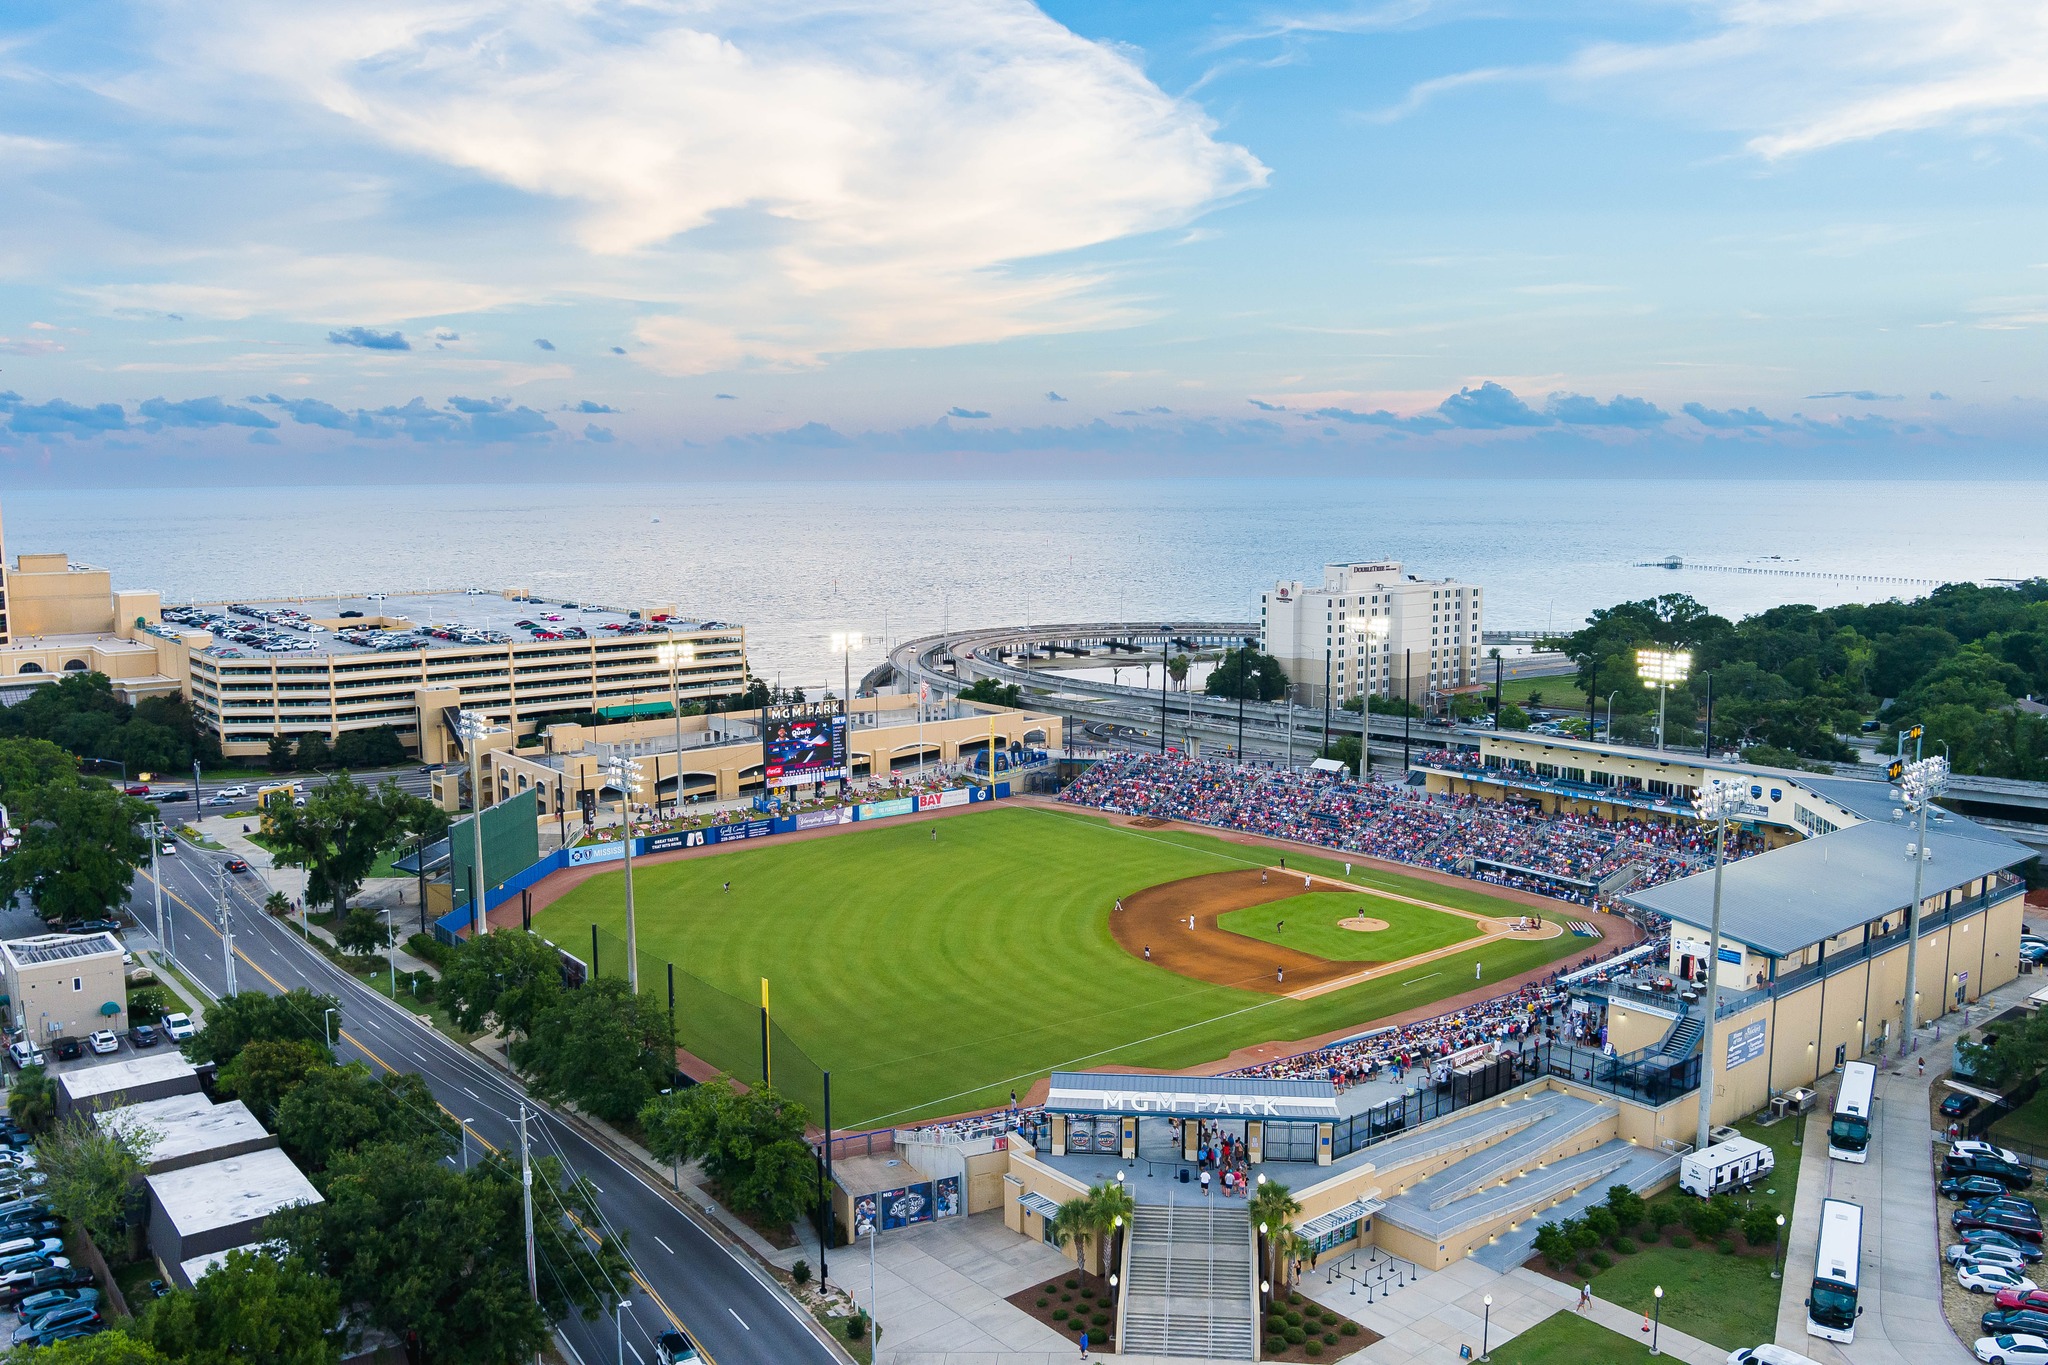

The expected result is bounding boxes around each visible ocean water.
[8,478,2044,687]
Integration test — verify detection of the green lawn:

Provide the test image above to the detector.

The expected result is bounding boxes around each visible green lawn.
[1488,1310,1642,1364]
[1217,891,1482,963]
[1991,1091,2048,1151]
[1577,1114,1803,1351]
[533,805,1588,1128]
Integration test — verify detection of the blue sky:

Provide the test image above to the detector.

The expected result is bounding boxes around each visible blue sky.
[2,0,2045,477]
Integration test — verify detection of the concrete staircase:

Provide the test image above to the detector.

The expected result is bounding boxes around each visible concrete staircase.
[1659,1009,1704,1058]
[1118,1203,1258,1361]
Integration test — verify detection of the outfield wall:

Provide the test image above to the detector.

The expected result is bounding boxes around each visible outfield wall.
[433,781,1015,942]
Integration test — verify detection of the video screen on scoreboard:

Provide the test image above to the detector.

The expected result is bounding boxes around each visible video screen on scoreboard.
[763,701,847,788]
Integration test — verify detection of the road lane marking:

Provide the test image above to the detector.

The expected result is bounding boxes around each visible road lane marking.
[654,1236,673,1255]
[728,1309,749,1330]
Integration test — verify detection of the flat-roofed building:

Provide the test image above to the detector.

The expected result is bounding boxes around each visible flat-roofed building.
[1,933,128,1047]
[145,1148,322,1288]
[1260,560,1484,708]
[0,500,750,760]
[95,1094,276,1174]
[55,1052,202,1120]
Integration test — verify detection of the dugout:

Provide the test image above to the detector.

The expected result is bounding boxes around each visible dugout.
[1041,1071,1342,1166]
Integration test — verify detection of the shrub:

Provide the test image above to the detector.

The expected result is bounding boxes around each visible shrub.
[1306,1343,1323,1357]
[1717,1239,1737,1256]
[1533,1220,1574,1268]
[1589,1251,1613,1270]
[1286,1310,1303,1327]
[1611,1237,1637,1255]
[1341,1322,1360,1336]
[1065,1278,1078,1289]
[1606,1184,1648,1234]
[1647,1201,1679,1234]
[1683,1197,1732,1241]
[1741,1205,1782,1248]
[1670,1233,1693,1249]
[1582,1206,1619,1244]
[1091,1312,1109,1327]
[791,1259,810,1287]
[1266,1336,1287,1355]
[1080,1287,1095,1300]
[1046,1284,1058,1294]
[1052,1308,1069,1322]
[1061,1292,1072,1302]
[1037,1299,1048,1309]
[845,1313,866,1341]
[1285,1325,1307,1344]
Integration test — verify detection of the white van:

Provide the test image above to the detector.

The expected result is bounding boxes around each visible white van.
[1727,1345,1826,1365]
[1680,1135,1776,1198]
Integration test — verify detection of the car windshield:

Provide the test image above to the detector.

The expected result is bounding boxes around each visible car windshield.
[1810,1281,1857,1326]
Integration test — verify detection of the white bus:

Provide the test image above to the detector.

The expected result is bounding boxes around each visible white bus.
[1828,1061,1877,1163]
[1805,1199,1863,1344]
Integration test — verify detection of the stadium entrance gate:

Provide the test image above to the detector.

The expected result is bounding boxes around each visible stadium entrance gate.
[1041,1071,1342,1166]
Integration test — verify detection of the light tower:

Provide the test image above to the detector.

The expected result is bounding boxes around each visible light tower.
[1635,649,1692,751]
[1691,776,1746,1153]
[1897,753,1950,1055]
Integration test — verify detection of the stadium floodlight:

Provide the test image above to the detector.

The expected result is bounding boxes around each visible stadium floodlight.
[1898,754,1950,1054]
[1690,776,1748,1153]
[653,641,696,813]
[1635,649,1692,752]
[1358,616,1391,779]
[606,753,646,992]
[831,632,866,743]
[454,710,507,939]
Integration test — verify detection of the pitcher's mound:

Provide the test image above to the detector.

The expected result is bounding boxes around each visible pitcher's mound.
[1336,916,1391,933]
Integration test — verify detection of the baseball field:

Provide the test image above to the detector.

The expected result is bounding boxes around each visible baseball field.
[530,804,1597,1128]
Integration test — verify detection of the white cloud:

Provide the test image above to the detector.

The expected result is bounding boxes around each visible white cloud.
[126,0,1265,372]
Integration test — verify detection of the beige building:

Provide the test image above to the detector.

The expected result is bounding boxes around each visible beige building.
[0,503,751,760]
[1260,560,1484,708]
[1,932,129,1045]
[450,691,1062,814]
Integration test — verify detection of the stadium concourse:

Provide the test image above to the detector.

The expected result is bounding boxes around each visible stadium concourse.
[1057,751,1762,905]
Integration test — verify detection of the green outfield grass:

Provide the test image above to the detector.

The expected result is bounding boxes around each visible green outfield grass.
[533,805,1594,1127]
[1215,891,1482,964]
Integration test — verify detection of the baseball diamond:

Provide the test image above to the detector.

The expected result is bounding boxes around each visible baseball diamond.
[530,803,1606,1128]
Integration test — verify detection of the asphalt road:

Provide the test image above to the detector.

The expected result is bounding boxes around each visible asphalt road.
[136,766,437,825]
[130,845,837,1365]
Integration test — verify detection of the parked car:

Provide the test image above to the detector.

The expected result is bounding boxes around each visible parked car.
[1948,1153,2036,1188]
[223,857,249,874]
[1948,1094,1987,1119]
[0,1253,70,1278]
[67,920,119,935]
[121,784,149,797]
[1959,1141,2030,1165]
[0,1220,63,1244]
[51,1038,79,1062]
[1962,1264,2040,1294]
[215,786,248,800]
[0,1266,90,1306]
[127,1023,159,1049]
[12,1302,100,1345]
[0,1238,61,1262]
[1952,1176,2015,1201]
[1989,1309,2048,1337]
[1977,1333,2048,1363]
[16,1288,97,1320]
[85,1031,117,1056]
[655,1329,701,1363]
[158,837,177,855]
[6,1042,43,1070]
[1725,1348,1825,1365]
[1960,1246,2035,1277]
[1965,1197,2044,1222]
[17,1316,102,1348]
[1963,1230,2048,1262]
[160,1013,194,1041]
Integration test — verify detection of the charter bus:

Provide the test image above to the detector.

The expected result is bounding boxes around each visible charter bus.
[1828,1061,1877,1163]
[1805,1199,1864,1344]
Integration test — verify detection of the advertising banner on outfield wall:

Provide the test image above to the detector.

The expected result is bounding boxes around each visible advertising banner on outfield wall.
[862,797,916,820]
[795,808,846,830]
[567,841,626,867]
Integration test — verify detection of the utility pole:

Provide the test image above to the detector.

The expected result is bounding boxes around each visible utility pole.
[607,754,643,993]
[520,1105,539,1319]
[216,861,236,996]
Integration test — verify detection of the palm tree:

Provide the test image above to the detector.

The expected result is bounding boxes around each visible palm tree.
[1247,1179,1302,1302]
[1048,1196,1096,1273]
[1089,1180,1136,1285]
[1168,653,1190,691]
[7,1065,54,1136]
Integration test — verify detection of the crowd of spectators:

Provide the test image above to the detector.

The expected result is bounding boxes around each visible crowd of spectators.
[1059,753,1757,902]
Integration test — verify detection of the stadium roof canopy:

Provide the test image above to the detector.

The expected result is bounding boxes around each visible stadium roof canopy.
[1045,1070,1339,1121]
[1625,812,2031,959]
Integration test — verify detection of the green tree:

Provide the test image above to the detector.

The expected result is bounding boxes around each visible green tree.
[0,747,151,923]
[142,1249,340,1365]
[8,1329,171,1365]
[1603,1185,1646,1236]
[264,890,293,918]
[33,1114,154,1248]
[1741,1204,1782,1249]
[266,735,297,772]
[293,734,331,771]
[185,989,338,1068]
[1247,1179,1302,1286]
[217,1039,330,1124]
[1580,1205,1618,1245]
[440,929,564,1039]
[7,1064,55,1136]
[515,978,676,1124]
[1203,647,1289,702]
[1497,702,1531,730]
[1167,653,1190,689]
[273,1063,454,1172]
[276,1141,623,1365]
[1046,1196,1095,1269]
[333,907,386,957]
[1089,1178,1135,1274]
[263,778,444,916]
[957,678,1023,708]
[1532,1221,1573,1269]
[640,1078,816,1228]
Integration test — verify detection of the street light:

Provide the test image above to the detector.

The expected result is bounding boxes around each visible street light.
[1692,776,1747,1153]
[1481,1292,1492,1361]
[614,1297,630,1365]
[459,1116,475,1171]
[1899,754,1951,1054]
[454,710,507,939]
[653,641,697,816]
[605,753,645,993]
[1635,650,1691,752]
[1772,1213,1786,1279]
[323,1007,337,1049]
[1651,1285,1663,1355]
[1603,690,1619,743]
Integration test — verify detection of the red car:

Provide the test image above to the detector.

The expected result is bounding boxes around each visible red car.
[122,784,150,796]
[1995,1287,2048,1312]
